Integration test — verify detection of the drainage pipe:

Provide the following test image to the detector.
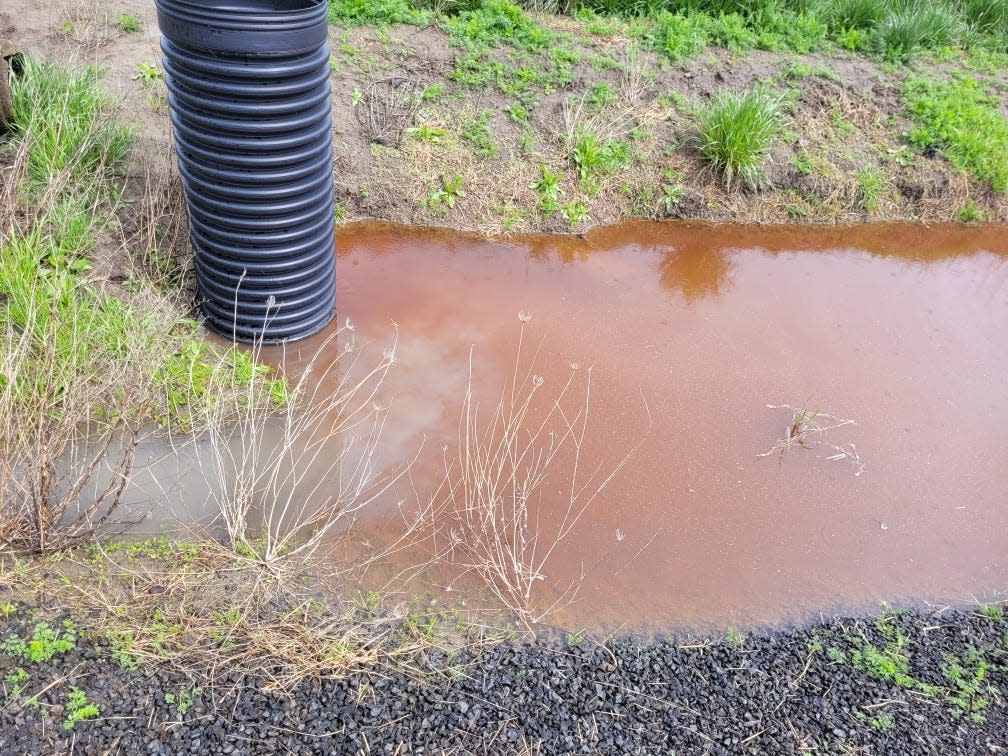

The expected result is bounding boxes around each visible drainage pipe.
[156,0,335,343]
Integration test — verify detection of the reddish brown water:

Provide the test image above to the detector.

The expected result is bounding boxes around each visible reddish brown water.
[266,221,1008,632]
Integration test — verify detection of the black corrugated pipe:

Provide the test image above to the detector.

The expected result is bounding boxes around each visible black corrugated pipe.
[156,0,336,343]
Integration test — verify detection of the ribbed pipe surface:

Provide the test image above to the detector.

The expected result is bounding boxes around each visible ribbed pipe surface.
[156,0,335,343]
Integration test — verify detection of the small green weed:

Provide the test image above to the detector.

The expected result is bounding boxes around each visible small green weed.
[977,602,1004,620]
[406,122,448,143]
[661,169,685,214]
[566,631,585,646]
[793,151,813,176]
[870,713,895,731]
[131,61,161,84]
[403,604,438,641]
[426,173,466,210]
[64,687,100,730]
[461,109,498,156]
[586,81,617,110]
[850,616,916,688]
[942,647,995,722]
[5,667,28,699]
[165,686,202,716]
[726,627,746,648]
[420,82,446,102]
[827,646,848,664]
[571,131,629,185]
[444,0,553,52]
[2,620,78,663]
[561,200,589,227]
[115,14,142,33]
[327,0,432,26]
[353,590,382,616]
[530,164,565,217]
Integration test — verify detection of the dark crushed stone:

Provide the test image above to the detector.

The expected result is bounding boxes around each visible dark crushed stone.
[1,609,1005,755]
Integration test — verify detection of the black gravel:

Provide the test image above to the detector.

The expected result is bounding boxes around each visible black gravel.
[2,608,1006,755]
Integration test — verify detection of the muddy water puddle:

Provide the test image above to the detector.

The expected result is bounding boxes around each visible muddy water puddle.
[264,221,1008,633]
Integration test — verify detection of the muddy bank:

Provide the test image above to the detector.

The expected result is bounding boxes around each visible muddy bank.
[1,605,1005,755]
[5,0,1007,237]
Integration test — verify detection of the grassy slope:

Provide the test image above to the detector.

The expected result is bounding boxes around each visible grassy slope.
[325,0,1008,233]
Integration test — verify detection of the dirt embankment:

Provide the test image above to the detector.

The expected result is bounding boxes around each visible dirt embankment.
[6,0,1008,238]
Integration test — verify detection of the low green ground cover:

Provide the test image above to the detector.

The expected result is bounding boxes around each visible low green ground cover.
[329,0,1008,64]
[904,74,1008,192]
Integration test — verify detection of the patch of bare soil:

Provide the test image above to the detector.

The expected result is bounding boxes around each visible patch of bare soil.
[6,1,1007,237]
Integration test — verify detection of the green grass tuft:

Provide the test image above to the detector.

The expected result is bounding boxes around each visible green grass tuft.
[818,0,886,30]
[694,88,784,191]
[8,58,133,197]
[873,0,962,61]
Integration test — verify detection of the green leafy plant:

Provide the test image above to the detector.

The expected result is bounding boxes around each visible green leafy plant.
[870,713,895,731]
[942,647,995,722]
[726,627,746,648]
[64,687,100,730]
[1,620,78,663]
[444,0,553,52]
[660,168,685,213]
[586,80,617,109]
[132,61,161,84]
[426,173,467,210]
[327,0,433,26]
[530,164,565,217]
[977,602,1004,619]
[4,667,28,699]
[406,122,448,143]
[957,199,984,223]
[561,200,589,227]
[694,88,784,191]
[793,151,813,176]
[461,109,498,156]
[904,75,1008,192]
[571,131,629,184]
[165,686,202,716]
[115,14,142,33]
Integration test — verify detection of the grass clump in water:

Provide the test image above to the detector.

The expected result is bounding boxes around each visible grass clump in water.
[904,75,1008,192]
[693,88,784,191]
